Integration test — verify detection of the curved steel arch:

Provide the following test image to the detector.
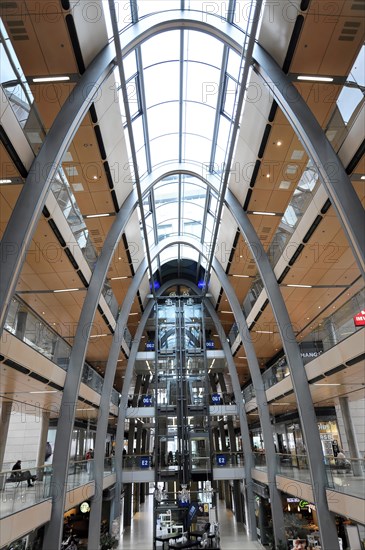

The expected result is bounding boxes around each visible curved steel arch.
[82,236,285,548]
[40,157,338,547]
[107,279,257,541]
[1,10,363,331]
[1,11,355,548]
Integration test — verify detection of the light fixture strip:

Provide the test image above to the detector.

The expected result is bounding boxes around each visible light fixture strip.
[33,76,70,82]
[297,75,333,82]
[53,288,80,293]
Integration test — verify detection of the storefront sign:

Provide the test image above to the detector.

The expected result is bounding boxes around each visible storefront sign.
[354,310,365,326]
[206,339,215,349]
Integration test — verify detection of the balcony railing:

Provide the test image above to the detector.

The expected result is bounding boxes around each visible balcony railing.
[4,295,121,406]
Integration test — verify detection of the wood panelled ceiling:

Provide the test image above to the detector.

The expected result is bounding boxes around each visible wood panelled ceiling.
[0,0,363,419]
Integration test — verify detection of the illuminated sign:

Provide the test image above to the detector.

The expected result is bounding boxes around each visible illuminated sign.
[216,454,227,466]
[140,456,150,468]
[211,393,221,404]
[354,310,365,326]
[80,502,90,513]
[142,395,152,406]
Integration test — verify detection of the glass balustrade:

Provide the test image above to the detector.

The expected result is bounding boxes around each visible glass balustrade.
[242,287,364,398]
[0,464,52,519]
[4,295,121,406]
[0,459,116,519]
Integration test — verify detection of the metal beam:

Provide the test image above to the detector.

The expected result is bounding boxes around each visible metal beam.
[203,298,257,541]
[42,190,137,549]
[252,46,365,278]
[0,42,116,330]
[2,9,363,327]
[87,261,149,549]
[225,191,340,549]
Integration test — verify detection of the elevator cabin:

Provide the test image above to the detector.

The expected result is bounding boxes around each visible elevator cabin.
[154,296,213,487]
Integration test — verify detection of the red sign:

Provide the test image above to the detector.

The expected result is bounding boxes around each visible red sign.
[354,310,365,327]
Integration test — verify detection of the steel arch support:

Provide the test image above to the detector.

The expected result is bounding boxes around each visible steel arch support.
[210,256,285,544]
[0,43,117,331]
[225,190,340,549]
[2,9,363,333]
[87,261,150,549]
[104,235,285,544]
[203,298,257,541]
[252,46,365,278]
[112,300,155,521]
[42,190,137,549]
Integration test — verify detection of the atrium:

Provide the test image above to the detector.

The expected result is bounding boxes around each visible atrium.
[0,1,364,550]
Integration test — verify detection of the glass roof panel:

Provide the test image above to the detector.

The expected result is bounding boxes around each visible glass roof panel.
[185,62,221,108]
[184,30,224,67]
[160,245,179,265]
[184,102,216,140]
[144,62,180,107]
[150,135,179,168]
[183,134,211,164]
[102,0,132,37]
[141,31,180,67]
[147,103,179,141]
[123,51,137,81]
[180,245,199,263]
[137,0,181,20]
[215,115,232,168]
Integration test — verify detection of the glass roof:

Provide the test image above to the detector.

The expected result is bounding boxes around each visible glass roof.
[103,0,259,283]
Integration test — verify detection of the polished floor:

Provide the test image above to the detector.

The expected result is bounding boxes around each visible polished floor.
[117,493,264,550]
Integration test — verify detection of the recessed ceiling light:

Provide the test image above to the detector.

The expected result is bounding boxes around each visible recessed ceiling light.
[110,276,128,280]
[313,383,340,386]
[33,76,70,82]
[232,274,249,278]
[361,176,365,180]
[297,75,333,82]
[221,311,234,314]
[129,312,138,316]
[255,330,273,334]
[89,334,108,338]
[279,180,291,190]
[266,174,270,178]
[53,288,80,293]
[276,141,282,146]
[0,179,12,184]
[30,390,58,394]
[287,284,312,288]
[93,175,98,180]
[252,211,276,216]
[85,213,111,218]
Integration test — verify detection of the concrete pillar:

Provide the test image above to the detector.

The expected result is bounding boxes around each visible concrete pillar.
[233,480,244,522]
[0,400,13,471]
[124,484,132,527]
[339,396,363,476]
[36,411,50,480]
